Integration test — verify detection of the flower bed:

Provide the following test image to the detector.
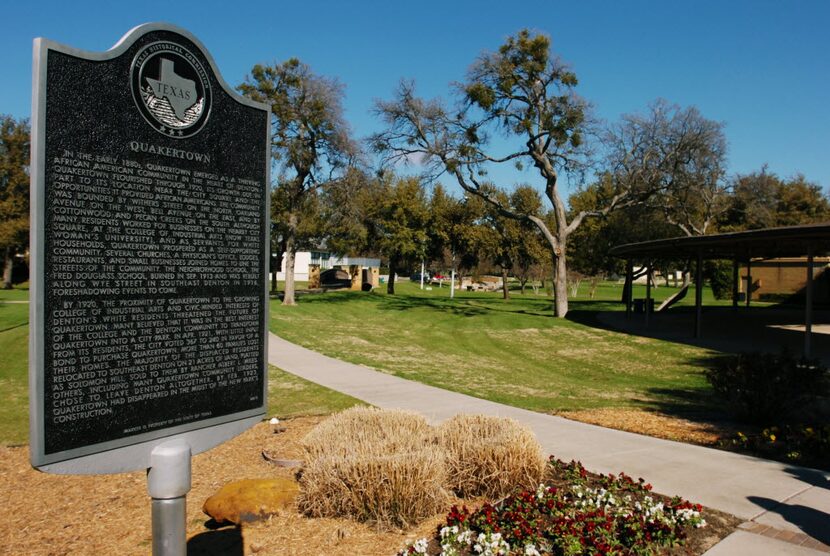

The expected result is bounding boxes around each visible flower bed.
[721,424,830,470]
[397,457,721,556]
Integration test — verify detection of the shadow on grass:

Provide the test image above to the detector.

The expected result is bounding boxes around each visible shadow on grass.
[289,289,561,318]
[379,295,569,319]
[283,290,383,305]
[0,321,28,334]
[570,304,830,365]
[601,349,747,434]
[380,296,489,317]
[566,302,629,328]
[567,299,707,324]
[188,525,242,556]
[633,385,736,426]
[279,289,614,321]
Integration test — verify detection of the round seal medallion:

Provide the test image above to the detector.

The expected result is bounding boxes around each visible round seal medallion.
[130,41,211,138]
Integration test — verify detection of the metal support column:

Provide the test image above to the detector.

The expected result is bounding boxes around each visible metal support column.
[694,251,703,339]
[625,260,633,319]
[805,245,814,358]
[745,259,752,308]
[732,259,739,310]
[645,261,652,328]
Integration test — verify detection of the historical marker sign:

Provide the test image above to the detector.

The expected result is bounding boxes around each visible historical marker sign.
[30,23,270,472]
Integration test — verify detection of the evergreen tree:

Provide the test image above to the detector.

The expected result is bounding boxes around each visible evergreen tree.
[238,59,358,304]
[0,116,30,289]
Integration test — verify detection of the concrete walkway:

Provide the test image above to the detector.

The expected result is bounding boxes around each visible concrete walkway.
[268,332,830,554]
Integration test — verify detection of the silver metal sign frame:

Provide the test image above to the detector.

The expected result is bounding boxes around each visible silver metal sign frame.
[29,22,271,474]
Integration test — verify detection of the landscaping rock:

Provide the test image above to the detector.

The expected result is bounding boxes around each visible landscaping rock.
[203,478,299,524]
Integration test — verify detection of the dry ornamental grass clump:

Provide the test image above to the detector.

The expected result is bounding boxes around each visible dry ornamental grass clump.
[298,448,449,529]
[296,408,546,530]
[296,407,449,529]
[438,414,545,499]
[301,406,434,458]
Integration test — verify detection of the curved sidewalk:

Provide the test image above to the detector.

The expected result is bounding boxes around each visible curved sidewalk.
[268,332,830,554]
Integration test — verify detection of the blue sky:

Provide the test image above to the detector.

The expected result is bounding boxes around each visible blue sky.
[3,0,828,194]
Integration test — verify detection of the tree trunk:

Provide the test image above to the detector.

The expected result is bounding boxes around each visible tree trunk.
[271,240,285,294]
[450,252,456,299]
[553,254,568,317]
[271,263,278,293]
[271,240,284,294]
[282,248,296,305]
[519,277,527,294]
[2,247,13,290]
[501,267,509,300]
[271,238,286,294]
[387,257,397,295]
[621,274,630,304]
[282,214,298,306]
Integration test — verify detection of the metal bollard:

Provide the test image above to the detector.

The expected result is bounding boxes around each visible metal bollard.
[147,441,192,556]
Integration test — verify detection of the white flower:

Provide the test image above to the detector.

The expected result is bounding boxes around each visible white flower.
[472,532,509,556]
[412,538,429,554]
[269,417,279,425]
[524,544,541,556]
[441,543,460,556]
[438,526,475,555]
[458,530,474,544]
[439,525,460,539]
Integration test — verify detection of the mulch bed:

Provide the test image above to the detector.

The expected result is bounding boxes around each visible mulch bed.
[557,408,741,447]
[0,418,438,556]
[1,414,739,555]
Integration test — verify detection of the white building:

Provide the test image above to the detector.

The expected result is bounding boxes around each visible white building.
[273,251,380,282]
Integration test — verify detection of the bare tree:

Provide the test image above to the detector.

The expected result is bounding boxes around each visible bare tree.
[607,99,729,238]
[373,31,645,317]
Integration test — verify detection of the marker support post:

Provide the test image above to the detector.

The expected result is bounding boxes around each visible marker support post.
[147,441,192,556]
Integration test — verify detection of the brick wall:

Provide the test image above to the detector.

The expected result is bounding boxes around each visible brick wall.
[739,258,830,301]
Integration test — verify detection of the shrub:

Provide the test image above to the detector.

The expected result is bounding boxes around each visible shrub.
[704,349,830,424]
[301,406,434,458]
[298,409,548,528]
[722,424,830,469]
[297,448,449,529]
[296,407,448,529]
[438,414,545,499]
[704,259,733,300]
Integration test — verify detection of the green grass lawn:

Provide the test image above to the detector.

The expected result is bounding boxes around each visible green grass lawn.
[271,280,727,417]
[0,282,30,302]
[0,303,29,445]
[0,277,729,445]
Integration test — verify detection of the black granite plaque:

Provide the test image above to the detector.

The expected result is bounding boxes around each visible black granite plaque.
[30,24,269,466]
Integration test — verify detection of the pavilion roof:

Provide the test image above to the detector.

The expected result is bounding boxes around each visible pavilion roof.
[609,223,830,260]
